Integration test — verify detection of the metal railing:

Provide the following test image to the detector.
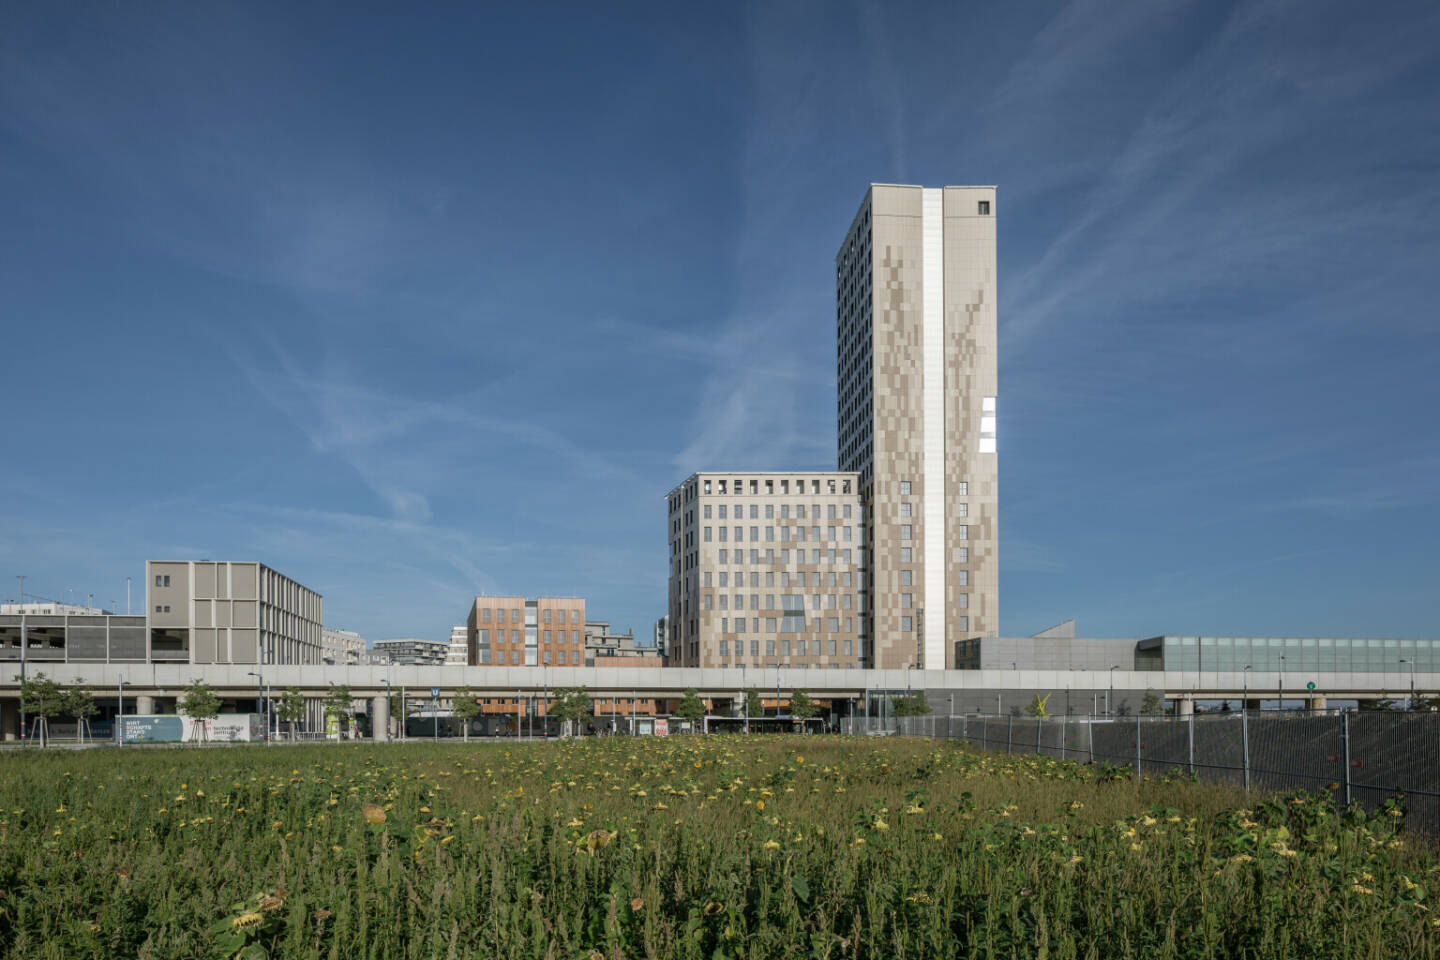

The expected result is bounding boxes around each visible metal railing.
[841,710,1440,832]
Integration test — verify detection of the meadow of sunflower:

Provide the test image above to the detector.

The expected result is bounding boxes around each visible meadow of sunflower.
[0,736,1436,958]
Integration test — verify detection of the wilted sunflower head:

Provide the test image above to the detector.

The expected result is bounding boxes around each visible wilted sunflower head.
[232,912,264,930]
[362,804,387,825]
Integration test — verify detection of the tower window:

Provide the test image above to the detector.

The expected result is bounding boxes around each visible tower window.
[978,201,990,215]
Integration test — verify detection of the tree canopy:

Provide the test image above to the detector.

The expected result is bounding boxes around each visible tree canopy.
[891,692,932,717]
[789,691,818,721]
[675,688,706,724]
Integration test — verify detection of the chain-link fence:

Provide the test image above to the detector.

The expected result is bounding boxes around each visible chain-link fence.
[841,711,1440,832]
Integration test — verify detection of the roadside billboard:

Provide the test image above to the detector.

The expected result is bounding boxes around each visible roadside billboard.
[118,714,264,743]
[120,715,184,743]
[198,714,264,742]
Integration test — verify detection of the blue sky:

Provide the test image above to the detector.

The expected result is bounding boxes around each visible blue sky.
[2,0,1438,645]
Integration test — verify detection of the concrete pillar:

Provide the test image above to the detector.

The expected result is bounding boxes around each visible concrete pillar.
[1311,696,1327,712]
[1,698,17,742]
[1178,698,1194,716]
[136,695,155,715]
[371,695,390,741]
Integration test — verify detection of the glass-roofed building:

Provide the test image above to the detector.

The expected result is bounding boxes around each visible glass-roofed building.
[1135,636,1440,673]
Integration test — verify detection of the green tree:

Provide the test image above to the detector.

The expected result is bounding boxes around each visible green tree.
[789,690,818,731]
[745,689,764,719]
[276,688,306,741]
[549,687,593,737]
[64,683,99,744]
[1024,693,1052,719]
[389,690,410,734]
[16,673,66,746]
[1140,691,1164,716]
[891,692,932,717]
[178,680,221,743]
[324,684,354,738]
[675,688,706,729]
[452,686,480,742]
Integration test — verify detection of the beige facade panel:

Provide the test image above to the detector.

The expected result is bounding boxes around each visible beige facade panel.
[193,562,216,599]
[193,628,216,664]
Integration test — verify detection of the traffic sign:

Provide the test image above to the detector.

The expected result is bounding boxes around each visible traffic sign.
[1306,682,1316,691]
[431,687,440,698]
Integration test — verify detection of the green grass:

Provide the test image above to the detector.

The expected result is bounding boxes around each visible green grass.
[0,736,1436,958]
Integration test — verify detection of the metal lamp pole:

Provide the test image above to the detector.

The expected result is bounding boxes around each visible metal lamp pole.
[17,575,26,745]
[1277,655,1285,712]
[1109,665,1119,717]
[117,677,126,745]
[1401,658,1416,710]
[1243,664,1251,711]
[741,662,748,734]
[247,670,265,742]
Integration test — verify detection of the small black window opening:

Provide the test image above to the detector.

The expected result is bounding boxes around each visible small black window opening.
[978,201,991,215]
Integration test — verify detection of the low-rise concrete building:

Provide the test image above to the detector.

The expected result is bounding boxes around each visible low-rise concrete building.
[373,638,448,665]
[147,561,323,665]
[1,561,322,667]
[321,628,367,665]
[446,625,468,665]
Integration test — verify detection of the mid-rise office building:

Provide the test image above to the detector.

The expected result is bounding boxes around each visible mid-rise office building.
[465,596,586,666]
[321,627,367,665]
[147,561,323,665]
[445,625,468,665]
[373,637,448,665]
[666,471,865,669]
[836,184,999,668]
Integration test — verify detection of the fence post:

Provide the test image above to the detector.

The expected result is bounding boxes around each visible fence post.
[1135,714,1142,778]
[1088,714,1095,764]
[1242,706,1251,793]
[1341,711,1351,810]
[1187,710,1195,775]
[1007,715,1013,755]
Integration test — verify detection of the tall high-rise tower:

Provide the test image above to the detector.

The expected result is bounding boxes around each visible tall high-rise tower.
[836,184,998,669]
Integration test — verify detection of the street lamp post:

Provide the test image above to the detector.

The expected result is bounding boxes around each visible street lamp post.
[16,575,27,745]
[1109,665,1119,717]
[117,677,126,745]
[246,671,265,743]
[741,662,748,734]
[1243,665,1251,711]
[1277,656,1285,712]
[1401,658,1417,710]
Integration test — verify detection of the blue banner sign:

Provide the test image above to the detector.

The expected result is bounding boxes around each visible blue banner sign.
[120,715,184,743]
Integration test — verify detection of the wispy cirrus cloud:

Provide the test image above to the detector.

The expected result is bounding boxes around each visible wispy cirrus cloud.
[1001,0,1440,356]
